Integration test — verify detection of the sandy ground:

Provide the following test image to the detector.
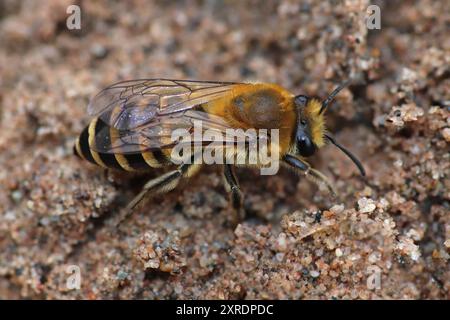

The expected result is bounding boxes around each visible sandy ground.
[0,0,448,299]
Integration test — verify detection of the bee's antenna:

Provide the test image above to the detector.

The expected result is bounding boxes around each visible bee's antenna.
[324,133,366,176]
[319,79,352,115]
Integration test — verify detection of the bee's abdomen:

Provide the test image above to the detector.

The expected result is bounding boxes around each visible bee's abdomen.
[73,118,171,171]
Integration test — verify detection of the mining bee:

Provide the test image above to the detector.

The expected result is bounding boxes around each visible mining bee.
[74,79,365,223]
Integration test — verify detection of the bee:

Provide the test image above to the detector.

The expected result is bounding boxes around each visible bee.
[74,79,365,223]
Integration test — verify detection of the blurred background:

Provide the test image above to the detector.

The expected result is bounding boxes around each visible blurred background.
[0,0,448,299]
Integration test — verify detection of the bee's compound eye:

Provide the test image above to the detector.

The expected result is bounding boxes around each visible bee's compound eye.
[297,133,316,157]
[294,95,309,108]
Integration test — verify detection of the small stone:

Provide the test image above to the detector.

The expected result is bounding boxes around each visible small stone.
[94,198,102,208]
[432,250,441,259]
[444,239,450,249]
[442,128,450,142]
[145,259,160,269]
[310,270,320,278]
[395,236,421,261]
[90,44,108,59]
[411,249,421,261]
[399,67,418,83]
[330,204,345,214]
[394,159,403,168]
[26,200,34,210]
[117,270,128,281]
[406,229,421,241]
[378,198,389,211]
[39,217,50,226]
[275,253,285,262]
[275,233,288,252]
[358,198,376,213]
[335,248,343,257]
[11,190,23,202]
[368,252,380,263]
[387,103,424,127]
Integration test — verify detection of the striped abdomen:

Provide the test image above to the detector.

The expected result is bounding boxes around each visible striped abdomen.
[74,118,173,171]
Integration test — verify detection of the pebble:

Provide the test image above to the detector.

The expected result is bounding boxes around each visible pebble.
[11,190,23,202]
[358,198,377,214]
[442,128,450,142]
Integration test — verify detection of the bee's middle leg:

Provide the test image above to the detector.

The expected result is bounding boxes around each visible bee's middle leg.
[118,162,200,225]
[223,164,245,224]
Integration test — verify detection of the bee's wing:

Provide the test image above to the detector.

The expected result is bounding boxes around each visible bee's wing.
[88,79,239,130]
[92,109,243,154]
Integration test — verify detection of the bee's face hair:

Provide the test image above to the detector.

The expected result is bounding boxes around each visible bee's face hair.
[293,95,326,156]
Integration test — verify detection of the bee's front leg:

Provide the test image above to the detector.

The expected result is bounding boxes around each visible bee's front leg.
[223,164,245,225]
[283,154,337,197]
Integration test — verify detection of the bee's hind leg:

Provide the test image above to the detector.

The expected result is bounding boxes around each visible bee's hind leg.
[283,154,337,197]
[223,164,245,225]
[117,162,200,226]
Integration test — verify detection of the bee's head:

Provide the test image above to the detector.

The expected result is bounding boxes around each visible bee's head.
[293,94,325,157]
[293,81,366,176]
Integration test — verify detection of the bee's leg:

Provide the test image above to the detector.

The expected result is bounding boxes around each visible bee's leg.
[223,164,245,224]
[283,154,337,197]
[118,162,200,226]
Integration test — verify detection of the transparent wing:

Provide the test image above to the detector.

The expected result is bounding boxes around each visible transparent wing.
[92,109,251,154]
[88,79,239,130]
